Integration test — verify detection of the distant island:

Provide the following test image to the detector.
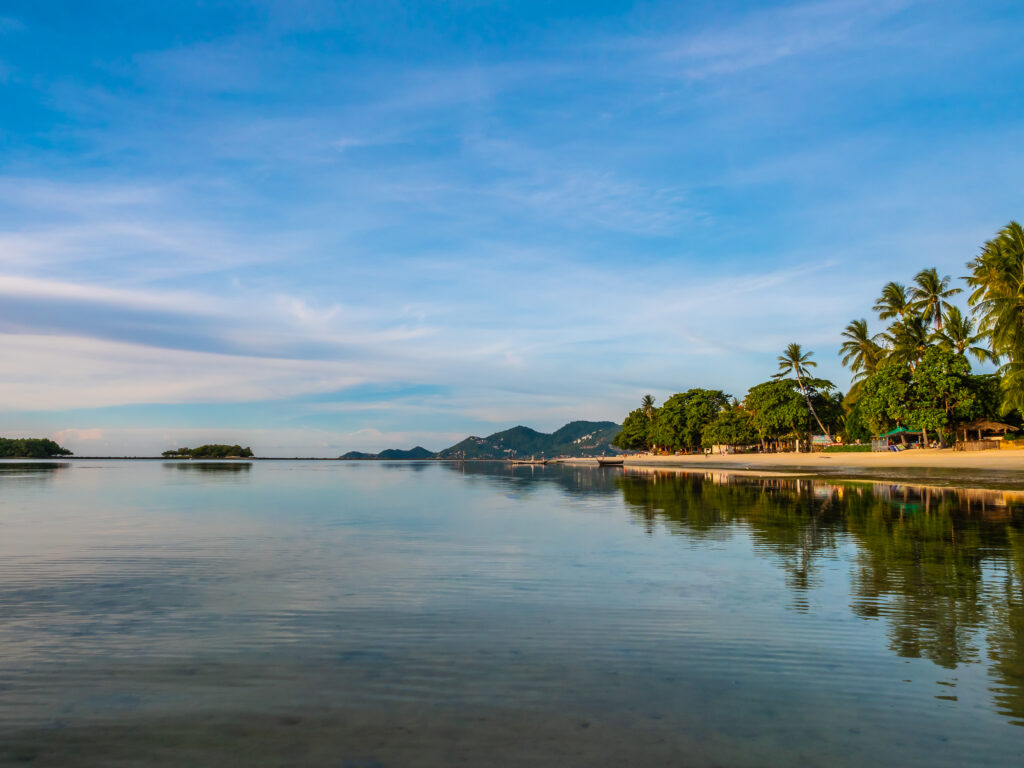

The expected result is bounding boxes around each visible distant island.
[0,438,73,458]
[341,446,435,460]
[162,444,254,459]
[340,421,621,460]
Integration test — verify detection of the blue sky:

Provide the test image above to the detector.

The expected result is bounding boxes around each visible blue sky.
[1,0,1023,456]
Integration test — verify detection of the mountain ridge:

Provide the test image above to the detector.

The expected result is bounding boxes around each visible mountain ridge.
[339,420,622,460]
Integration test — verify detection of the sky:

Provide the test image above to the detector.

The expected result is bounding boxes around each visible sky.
[1,0,1023,456]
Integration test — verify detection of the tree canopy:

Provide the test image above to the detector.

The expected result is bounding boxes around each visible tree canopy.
[0,438,73,458]
[163,444,254,458]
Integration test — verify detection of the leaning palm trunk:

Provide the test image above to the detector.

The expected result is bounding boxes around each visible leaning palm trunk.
[795,373,831,442]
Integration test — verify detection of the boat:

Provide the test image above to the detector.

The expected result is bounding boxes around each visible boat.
[596,456,624,467]
[510,458,548,465]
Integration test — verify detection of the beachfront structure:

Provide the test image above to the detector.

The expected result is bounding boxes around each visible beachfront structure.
[871,427,923,452]
[955,419,1020,451]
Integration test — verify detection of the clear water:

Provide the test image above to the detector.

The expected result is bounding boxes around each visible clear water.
[0,460,1022,766]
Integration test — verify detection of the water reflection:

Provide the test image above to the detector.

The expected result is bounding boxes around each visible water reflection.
[163,461,252,479]
[615,468,1024,726]
[0,461,68,485]
[2,460,1024,766]
[164,460,252,473]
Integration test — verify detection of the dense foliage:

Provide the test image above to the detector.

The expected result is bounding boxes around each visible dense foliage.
[611,221,1024,451]
[162,444,254,458]
[0,438,72,458]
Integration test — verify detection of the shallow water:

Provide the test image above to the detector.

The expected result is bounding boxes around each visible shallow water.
[0,460,1022,766]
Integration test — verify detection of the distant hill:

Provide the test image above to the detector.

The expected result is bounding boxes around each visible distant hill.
[338,421,622,461]
[340,446,434,460]
[436,420,621,459]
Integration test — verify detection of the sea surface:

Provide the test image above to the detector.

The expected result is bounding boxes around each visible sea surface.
[0,460,1022,767]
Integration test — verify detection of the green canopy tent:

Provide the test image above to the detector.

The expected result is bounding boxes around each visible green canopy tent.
[877,427,922,439]
[872,426,923,452]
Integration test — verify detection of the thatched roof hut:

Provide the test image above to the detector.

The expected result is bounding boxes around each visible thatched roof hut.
[957,419,1019,441]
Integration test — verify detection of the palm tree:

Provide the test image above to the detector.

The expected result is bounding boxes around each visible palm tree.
[839,319,885,401]
[873,282,911,322]
[966,221,1024,413]
[641,394,656,421]
[839,319,884,379]
[935,306,996,364]
[774,343,831,440]
[883,315,931,370]
[909,267,962,330]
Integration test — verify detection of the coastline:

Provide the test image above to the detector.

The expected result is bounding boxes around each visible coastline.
[557,449,1024,489]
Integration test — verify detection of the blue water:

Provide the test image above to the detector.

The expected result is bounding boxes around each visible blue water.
[0,460,1021,766]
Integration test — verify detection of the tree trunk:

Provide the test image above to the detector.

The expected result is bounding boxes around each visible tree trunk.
[796,373,831,440]
[921,427,928,448]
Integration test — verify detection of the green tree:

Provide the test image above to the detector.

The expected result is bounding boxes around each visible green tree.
[840,397,873,443]
[641,394,656,420]
[935,306,995,364]
[612,409,653,451]
[702,406,757,449]
[840,319,884,376]
[966,374,1006,423]
[0,438,73,458]
[909,267,962,331]
[873,282,911,321]
[744,379,807,448]
[650,389,730,452]
[966,221,1024,414]
[840,318,885,399]
[774,343,831,438]
[907,347,975,447]
[857,364,913,437]
[883,315,931,370]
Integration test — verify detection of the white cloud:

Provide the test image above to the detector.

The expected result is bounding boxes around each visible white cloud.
[0,333,379,410]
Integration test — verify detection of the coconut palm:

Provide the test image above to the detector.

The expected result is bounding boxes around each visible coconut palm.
[839,319,885,401]
[839,319,884,379]
[966,221,1024,413]
[883,315,932,370]
[774,343,831,439]
[873,282,911,322]
[935,306,996,364]
[641,394,656,420]
[909,267,962,330]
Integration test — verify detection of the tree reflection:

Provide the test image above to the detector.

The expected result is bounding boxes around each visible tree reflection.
[614,468,1024,725]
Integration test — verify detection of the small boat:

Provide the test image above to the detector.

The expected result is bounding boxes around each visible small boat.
[510,458,548,465]
[596,456,624,467]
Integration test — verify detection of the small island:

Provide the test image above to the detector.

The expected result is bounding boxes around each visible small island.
[162,444,254,459]
[0,438,73,458]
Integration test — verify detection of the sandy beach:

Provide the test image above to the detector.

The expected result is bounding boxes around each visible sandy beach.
[559,449,1024,487]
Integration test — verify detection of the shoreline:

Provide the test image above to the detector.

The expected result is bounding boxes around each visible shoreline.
[557,449,1024,489]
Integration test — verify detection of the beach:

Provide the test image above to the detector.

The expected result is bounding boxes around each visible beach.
[559,449,1024,487]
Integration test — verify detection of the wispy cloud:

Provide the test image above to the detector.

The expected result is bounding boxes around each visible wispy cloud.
[0,0,1020,453]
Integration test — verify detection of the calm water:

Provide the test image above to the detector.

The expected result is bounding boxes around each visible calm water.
[1,460,1022,767]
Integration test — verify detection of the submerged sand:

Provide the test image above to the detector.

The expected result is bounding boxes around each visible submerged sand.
[559,449,1024,488]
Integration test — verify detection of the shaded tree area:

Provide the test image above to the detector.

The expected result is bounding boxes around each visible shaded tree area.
[0,438,72,458]
[162,444,254,458]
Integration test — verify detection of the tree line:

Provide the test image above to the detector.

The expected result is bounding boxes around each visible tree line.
[613,221,1024,452]
[162,444,254,458]
[0,438,73,458]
